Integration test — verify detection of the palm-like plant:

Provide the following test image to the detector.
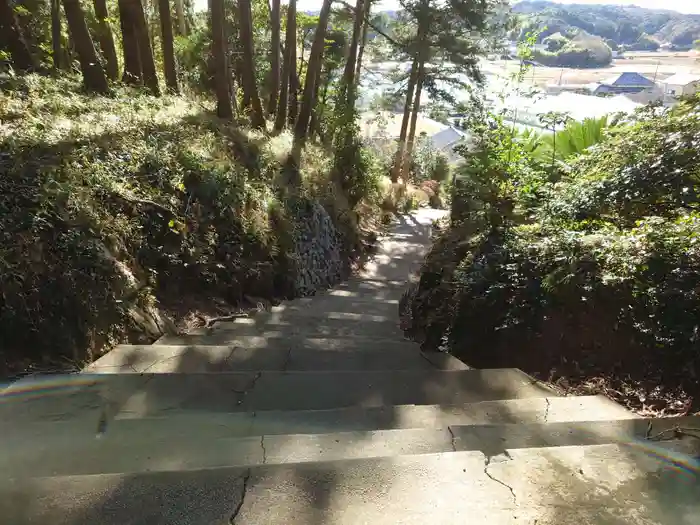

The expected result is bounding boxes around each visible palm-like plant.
[519,116,611,165]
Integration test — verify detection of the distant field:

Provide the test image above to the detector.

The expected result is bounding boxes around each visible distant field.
[483,51,700,88]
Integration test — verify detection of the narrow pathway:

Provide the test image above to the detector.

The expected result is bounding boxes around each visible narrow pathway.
[83,208,451,374]
[3,208,698,525]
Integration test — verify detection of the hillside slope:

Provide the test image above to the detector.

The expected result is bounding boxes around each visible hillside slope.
[0,75,381,379]
[513,0,700,48]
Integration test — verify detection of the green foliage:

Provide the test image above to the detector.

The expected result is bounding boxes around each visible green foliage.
[410,89,700,392]
[543,31,567,52]
[543,101,700,226]
[533,31,613,68]
[431,153,451,183]
[626,33,660,52]
[519,116,611,166]
[0,75,364,366]
[332,103,382,210]
[512,0,700,49]
[174,23,212,92]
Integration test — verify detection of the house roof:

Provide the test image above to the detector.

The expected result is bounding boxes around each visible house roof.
[430,126,467,150]
[662,73,700,86]
[599,72,655,88]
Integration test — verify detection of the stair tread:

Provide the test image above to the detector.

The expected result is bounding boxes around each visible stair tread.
[85,343,431,374]
[3,395,636,441]
[4,442,698,525]
[157,317,407,343]
[0,369,555,422]
[113,368,556,416]
[10,416,696,479]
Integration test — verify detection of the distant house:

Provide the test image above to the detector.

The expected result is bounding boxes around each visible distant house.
[428,126,468,164]
[662,73,700,98]
[592,72,656,95]
[359,112,468,165]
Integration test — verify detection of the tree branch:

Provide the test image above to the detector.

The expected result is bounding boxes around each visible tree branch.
[335,0,404,49]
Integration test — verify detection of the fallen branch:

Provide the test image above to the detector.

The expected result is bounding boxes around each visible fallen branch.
[646,423,700,442]
[205,313,249,328]
[106,191,178,218]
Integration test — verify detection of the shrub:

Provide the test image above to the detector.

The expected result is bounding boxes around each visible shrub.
[0,75,376,370]
[430,153,451,184]
[408,93,700,411]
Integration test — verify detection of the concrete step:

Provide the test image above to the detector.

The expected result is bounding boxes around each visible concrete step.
[2,395,635,443]
[0,369,554,422]
[328,279,410,300]
[4,442,698,524]
[10,415,690,479]
[112,368,555,417]
[276,295,400,317]
[212,312,402,330]
[156,322,407,346]
[84,343,435,374]
[158,316,406,343]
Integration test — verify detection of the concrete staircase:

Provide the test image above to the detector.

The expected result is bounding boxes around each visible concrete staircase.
[2,209,699,524]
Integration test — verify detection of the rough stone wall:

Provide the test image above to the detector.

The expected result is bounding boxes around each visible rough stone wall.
[289,200,346,296]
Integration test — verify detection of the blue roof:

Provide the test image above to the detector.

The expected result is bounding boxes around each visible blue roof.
[600,72,655,87]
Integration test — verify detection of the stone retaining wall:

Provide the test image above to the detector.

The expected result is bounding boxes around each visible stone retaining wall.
[289,200,346,296]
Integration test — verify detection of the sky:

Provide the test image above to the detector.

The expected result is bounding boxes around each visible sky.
[293,0,700,15]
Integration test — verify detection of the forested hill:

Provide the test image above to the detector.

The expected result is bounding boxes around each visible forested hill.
[512,0,700,49]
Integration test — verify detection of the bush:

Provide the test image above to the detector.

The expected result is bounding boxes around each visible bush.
[408,94,700,412]
[0,75,378,371]
[534,32,613,68]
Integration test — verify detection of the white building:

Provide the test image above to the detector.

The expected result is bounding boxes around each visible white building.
[495,92,642,131]
[661,74,700,98]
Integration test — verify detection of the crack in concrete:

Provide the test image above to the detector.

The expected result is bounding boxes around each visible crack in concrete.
[419,351,441,370]
[232,372,262,406]
[447,426,457,452]
[484,456,517,505]
[222,346,239,370]
[260,435,267,464]
[229,469,251,524]
[544,397,551,424]
[281,346,293,372]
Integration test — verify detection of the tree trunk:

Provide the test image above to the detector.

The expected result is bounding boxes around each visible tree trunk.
[297,45,304,82]
[288,42,298,125]
[174,0,186,35]
[62,0,109,93]
[51,0,62,69]
[293,0,332,141]
[354,0,370,88]
[280,0,299,126]
[405,59,425,171]
[339,0,363,104]
[92,0,119,79]
[308,65,325,140]
[118,0,142,83]
[238,0,265,129]
[158,0,179,92]
[266,0,281,116]
[391,56,419,182]
[125,0,160,94]
[149,0,157,52]
[210,0,232,118]
[0,0,37,71]
[274,1,295,132]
